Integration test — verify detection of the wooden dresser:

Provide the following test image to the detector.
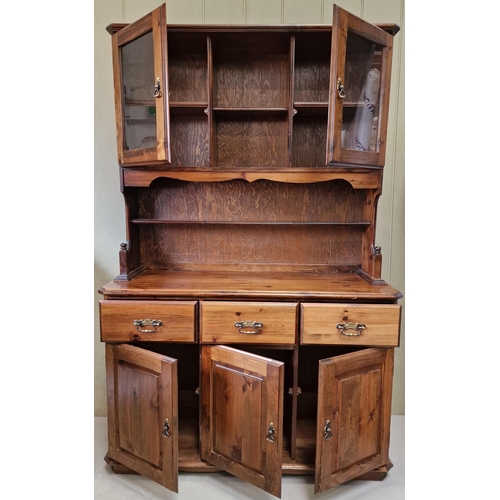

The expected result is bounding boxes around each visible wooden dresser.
[99,3,402,497]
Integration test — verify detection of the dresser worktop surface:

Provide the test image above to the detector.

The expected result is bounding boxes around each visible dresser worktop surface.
[99,270,402,301]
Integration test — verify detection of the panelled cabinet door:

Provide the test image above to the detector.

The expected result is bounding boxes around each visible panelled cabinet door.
[201,346,284,498]
[314,348,394,494]
[327,4,394,166]
[111,3,171,166]
[106,344,179,492]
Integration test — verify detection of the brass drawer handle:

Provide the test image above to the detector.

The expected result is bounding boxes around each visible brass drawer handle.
[162,418,170,438]
[337,78,346,99]
[133,319,162,333]
[266,422,275,442]
[153,77,162,98]
[323,420,332,440]
[234,320,263,335]
[336,322,366,336]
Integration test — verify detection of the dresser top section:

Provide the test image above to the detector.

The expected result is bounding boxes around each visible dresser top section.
[106,23,400,36]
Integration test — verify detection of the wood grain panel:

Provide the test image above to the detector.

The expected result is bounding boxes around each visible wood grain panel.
[200,301,297,344]
[170,115,210,167]
[292,116,328,167]
[117,361,161,466]
[215,116,288,168]
[201,345,284,497]
[100,300,196,342]
[300,303,401,346]
[167,32,207,103]
[315,348,393,493]
[293,33,331,103]
[213,34,290,108]
[106,344,179,492]
[137,178,366,222]
[139,224,364,270]
[213,363,264,471]
[100,269,402,300]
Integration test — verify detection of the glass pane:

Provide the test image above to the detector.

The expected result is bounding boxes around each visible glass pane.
[121,31,157,151]
[341,31,383,153]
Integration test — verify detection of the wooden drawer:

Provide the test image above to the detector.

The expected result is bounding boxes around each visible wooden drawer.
[300,303,401,346]
[200,301,297,344]
[100,300,197,342]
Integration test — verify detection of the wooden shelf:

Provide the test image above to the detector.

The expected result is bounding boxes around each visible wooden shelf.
[293,102,328,116]
[131,219,370,226]
[213,107,289,116]
[170,102,208,115]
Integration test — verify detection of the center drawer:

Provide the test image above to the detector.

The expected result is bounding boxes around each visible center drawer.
[100,300,197,342]
[200,301,297,344]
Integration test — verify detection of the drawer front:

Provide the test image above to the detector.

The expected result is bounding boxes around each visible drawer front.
[200,301,297,344]
[100,300,197,342]
[300,303,400,346]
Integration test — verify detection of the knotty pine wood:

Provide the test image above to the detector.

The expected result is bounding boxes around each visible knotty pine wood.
[121,168,383,188]
[300,303,401,346]
[100,300,197,342]
[201,345,284,497]
[99,269,402,301]
[106,344,179,491]
[200,301,297,344]
[314,347,393,493]
[102,10,402,496]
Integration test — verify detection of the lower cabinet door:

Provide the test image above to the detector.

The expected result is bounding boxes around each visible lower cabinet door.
[105,344,179,492]
[315,347,394,494]
[200,345,284,498]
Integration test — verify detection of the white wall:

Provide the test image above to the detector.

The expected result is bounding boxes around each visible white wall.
[94,0,405,415]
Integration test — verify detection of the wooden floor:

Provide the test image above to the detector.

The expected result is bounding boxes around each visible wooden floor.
[95,415,405,499]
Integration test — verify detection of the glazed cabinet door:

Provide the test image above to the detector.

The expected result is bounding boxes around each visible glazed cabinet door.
[315,348,394,494]
[201,346,284,498]
[327,4,393,166]
[111,3,171,166]
[106,343,179,492]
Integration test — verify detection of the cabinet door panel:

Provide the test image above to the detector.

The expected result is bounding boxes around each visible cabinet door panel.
[112,3,171,166]
[315,347,393,494]
[201,346,284,498]
[106,344,178,492]
[327,4,393,166]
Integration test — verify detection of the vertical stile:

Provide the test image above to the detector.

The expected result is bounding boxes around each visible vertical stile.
[289,344,299,460]
[288,36,296,168]
[207,35,214,168]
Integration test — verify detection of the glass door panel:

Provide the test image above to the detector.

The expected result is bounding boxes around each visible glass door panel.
[122,31,158,151]
[341,33,383,154]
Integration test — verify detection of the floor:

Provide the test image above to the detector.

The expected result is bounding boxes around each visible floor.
[95,416,404,499]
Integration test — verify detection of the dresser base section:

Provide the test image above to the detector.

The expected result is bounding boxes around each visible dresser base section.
[103,454,393,480]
